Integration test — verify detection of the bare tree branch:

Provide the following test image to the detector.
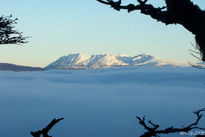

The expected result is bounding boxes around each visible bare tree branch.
[97,0,205,61]
[31,118,64,137]
[137,108,205,137]
[97,0,174,25]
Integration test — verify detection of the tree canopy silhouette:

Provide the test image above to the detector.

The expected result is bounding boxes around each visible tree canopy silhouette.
[97,0,205,61]
[0,15,27,45]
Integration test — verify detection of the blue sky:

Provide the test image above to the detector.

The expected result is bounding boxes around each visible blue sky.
[0,0,204,67]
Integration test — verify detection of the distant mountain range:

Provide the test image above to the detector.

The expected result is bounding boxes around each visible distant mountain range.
[45,53,190,69]
[0,53,205,71]
[2,53,204,71]
[0,63,45,71]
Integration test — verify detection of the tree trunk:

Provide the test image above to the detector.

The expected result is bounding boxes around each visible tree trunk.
[166,0,205,61]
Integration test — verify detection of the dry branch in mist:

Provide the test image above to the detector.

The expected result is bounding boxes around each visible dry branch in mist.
[136,108,205,137]
[31,118,64,137]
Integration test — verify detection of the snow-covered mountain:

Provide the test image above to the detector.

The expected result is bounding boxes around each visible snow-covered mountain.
[45,53,190,69]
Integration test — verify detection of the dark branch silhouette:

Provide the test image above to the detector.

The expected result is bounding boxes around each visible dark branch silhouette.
[30,118,64,137]
[97,0,205,61]
[29,109,205,137]
[0,15,27,45]
[136,108,205,137]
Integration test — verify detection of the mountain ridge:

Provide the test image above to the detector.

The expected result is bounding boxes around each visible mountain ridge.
[0,63,46,71]
[45,53,190,70]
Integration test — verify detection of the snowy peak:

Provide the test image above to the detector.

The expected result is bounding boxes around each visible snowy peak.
[46,53,189,69]
[90,53,127,68]
[118,54,154,65]
[46,53,90,69]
